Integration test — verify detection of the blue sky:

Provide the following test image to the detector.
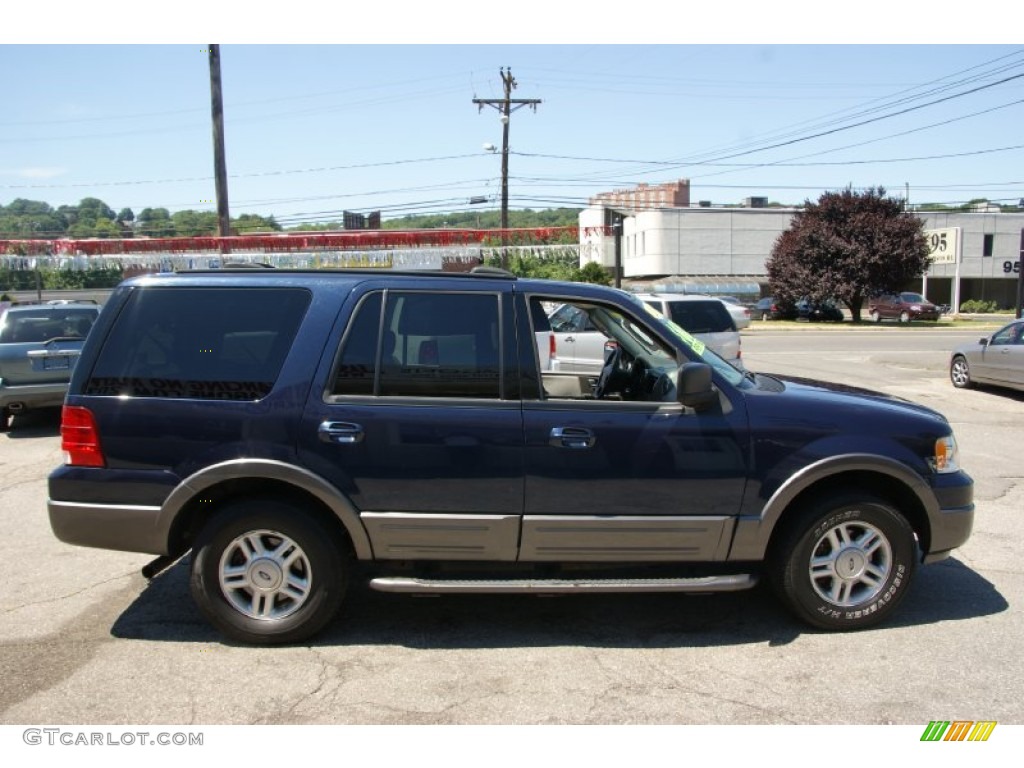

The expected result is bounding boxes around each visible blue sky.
[3,6,1022,227]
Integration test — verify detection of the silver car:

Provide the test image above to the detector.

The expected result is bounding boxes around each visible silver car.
[950,319,1024,392]
[0,302,100,431]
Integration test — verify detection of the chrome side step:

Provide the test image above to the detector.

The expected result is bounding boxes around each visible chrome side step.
[369,574,757,595]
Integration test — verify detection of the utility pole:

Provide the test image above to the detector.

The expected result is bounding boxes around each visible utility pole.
[473,68,540,269]
[208,45,231,242]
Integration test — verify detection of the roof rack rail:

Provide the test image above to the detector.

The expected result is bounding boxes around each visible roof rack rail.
[470,265,516,279]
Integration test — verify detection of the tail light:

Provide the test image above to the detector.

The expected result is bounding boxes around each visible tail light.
[61,405,105,467]
[548,332,557,361]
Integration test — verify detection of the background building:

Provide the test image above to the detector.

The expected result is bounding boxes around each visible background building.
[580,185,1024,308]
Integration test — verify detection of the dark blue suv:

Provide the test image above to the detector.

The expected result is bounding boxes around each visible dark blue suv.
[48,268,974,644]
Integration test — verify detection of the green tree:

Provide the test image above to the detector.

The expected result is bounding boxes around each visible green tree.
[0,199,67,238]
[68,220,97,238]
[77,197,117,222]
[766,187,929,323]
[116,207,135,224]
[573,261,612,285]
[232,213,282,233]
[92,218,122,238]
[136,208,175,237]
[56,204,79,228]
[172,209,218,237]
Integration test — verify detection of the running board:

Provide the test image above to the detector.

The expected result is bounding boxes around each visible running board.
[369,574,757,595]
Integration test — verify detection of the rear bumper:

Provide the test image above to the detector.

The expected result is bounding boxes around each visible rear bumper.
[0,381,68,410]
[48,499,167,555]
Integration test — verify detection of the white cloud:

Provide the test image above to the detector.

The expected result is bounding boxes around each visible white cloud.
[0,167,68,180]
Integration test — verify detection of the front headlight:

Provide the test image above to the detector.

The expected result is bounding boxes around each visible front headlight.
[931,434,960,473]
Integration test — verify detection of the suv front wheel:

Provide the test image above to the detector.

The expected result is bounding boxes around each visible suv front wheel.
[770,494,917,631]
[190,499,349,644]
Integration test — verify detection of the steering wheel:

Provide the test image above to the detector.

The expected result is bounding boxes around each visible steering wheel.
[593,344,623,400]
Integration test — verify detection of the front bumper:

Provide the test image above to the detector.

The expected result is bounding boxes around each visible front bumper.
[925,471,975,562]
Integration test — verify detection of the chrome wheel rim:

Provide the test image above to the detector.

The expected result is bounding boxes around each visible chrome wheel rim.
[218,529,312,620]
[951,359,969,387]
[808,520,892,607]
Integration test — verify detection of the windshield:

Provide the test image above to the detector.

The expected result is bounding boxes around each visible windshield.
[623,296,746,386]
[586,304,678,370]
[901,293,927,303]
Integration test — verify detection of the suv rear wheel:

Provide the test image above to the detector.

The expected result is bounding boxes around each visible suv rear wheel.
[190,499,349,644]
[770,494,916,631]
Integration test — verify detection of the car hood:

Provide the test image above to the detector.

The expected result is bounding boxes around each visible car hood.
[754,372,948,424]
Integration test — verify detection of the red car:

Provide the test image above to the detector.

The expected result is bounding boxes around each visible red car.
[869,292,940,323]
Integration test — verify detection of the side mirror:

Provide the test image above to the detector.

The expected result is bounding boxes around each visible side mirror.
[676,362,718,412]
[979,337,989,346]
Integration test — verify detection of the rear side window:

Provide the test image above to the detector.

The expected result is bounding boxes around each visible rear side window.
[332,290,501,399]
[84,287,311,400]
[664,301,735,334]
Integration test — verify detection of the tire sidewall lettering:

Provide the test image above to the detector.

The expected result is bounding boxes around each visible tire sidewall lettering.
[779,498,916,631]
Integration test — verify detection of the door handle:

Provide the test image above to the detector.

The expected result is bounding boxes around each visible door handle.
[564,335,575,342]
[549,426,595,449]
[318,421,364,444]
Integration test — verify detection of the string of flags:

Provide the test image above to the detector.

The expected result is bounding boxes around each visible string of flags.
[0,229,603,271]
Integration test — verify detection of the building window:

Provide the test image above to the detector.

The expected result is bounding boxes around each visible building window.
[983,234,994,257]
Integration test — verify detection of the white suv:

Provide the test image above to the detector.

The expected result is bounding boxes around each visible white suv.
[633,294,742,368]
[548,294,742,374]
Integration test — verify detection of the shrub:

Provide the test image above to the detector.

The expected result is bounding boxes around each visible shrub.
[959,299,999,314]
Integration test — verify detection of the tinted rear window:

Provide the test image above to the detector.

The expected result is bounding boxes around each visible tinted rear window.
[0,307,98,344]
[663,301,735,334]
[85,287,311,400]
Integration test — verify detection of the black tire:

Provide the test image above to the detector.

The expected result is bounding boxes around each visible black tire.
[870,310,881,323]
[769,494,917,631]
[899,310,911,324]
[0,408,10,433]
[950,355,973,389]
[190,499,349,644]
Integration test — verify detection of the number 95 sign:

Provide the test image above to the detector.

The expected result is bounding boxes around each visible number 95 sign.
[925,227,960,265]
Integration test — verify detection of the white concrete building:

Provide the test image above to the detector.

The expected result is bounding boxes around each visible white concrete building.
[580,204,1024,309]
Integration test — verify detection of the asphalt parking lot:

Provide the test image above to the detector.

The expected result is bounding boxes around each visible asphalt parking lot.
[0,324,1021,726]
